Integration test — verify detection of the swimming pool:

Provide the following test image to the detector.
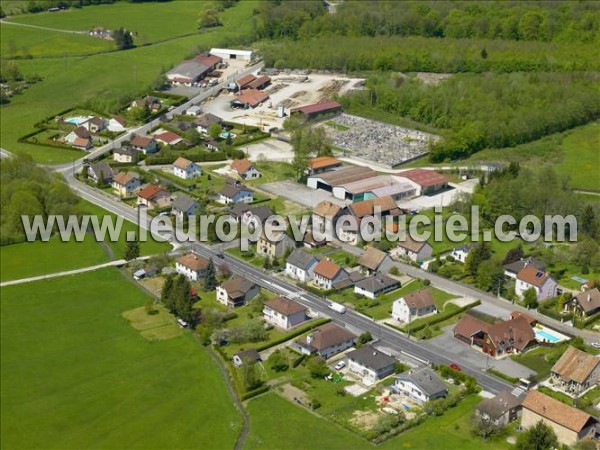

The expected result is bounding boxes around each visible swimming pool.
[535,329,561,343]
[65,116,90,125]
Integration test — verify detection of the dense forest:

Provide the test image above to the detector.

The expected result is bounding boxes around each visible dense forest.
[254,1,600,44]
[340,72,600,161]
[0,155,80,245]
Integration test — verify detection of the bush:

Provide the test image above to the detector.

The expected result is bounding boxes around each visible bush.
[445,255,456,263]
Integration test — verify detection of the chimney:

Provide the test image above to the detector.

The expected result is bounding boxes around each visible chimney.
[307,334,314,344]
[588,294,592,302]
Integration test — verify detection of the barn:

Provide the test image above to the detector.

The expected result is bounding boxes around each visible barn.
[291,100,342,120]
[210,48,254,61]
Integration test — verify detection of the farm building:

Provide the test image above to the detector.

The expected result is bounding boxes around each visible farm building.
[291,100,342,120]
[193,53,222,70]
[210,48,254,61]
[305,156,342,175]
[232,89,269,109]
[396,169,449,195]
[166,60,211,85]
[307,165,377,192]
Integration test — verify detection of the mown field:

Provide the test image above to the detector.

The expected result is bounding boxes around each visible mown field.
[0,267,241,449]
[0,0,257,163]
[244,393,509,450]
[4,1,221,45]
[1,23,114,57]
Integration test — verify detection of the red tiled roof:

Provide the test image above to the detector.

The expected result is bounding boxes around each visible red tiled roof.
[236,89,268,107]
[292,100,341,115]
[309,156,340,170]
[113,171,138,186]
[313,258,343,280]
[522,390,595,433]
[517,265,551,287]
[236,74,256,87]
[173,157,193,169]
[155,131,182,144]
[137,184,167,201]
[246,75,271,90]
[194,53,222,67]
[231,158,253,175]
[347,196,399,218]
[399,169,448,188]
[73,137,90,148]
[177,253,209,271]
[130,134,154,149]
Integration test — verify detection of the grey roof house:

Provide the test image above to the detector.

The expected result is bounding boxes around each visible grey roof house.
[172,193,199,218]
[285,249,318,283]
[346,345,396,385]
[354,274,400,299]
[393,367,448,404]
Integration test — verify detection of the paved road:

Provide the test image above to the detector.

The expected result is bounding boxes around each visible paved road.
[0,259,127,287]
[0,18,88,34]
[334,240,599,343]
[191,243,512,394]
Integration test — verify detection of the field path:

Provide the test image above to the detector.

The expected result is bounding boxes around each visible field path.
[0,18,87,34]
[0,257,153,287]
[203,344,250,450]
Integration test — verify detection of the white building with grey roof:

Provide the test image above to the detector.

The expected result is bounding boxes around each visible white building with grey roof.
[346,345,397,385]
[392,367,448,404]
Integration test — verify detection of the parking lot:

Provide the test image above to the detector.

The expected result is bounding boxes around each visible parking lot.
[261,180,348,208]
[244,138,294,162]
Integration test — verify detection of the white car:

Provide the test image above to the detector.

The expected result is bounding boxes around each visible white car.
[591,342,600,349]
[334,361,346,371]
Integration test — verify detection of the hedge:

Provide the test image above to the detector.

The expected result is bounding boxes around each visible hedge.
[240,384,270,401]
[291,353,306,368]
[232,131,270,147]
[488,368,519,384]
[401,300,481,333]
[145,150,228,165]
[254,318,331,352]
[538,306,573,323]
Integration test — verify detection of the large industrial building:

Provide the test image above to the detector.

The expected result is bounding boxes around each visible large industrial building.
[291,100,342,120]
[209,48,254,61]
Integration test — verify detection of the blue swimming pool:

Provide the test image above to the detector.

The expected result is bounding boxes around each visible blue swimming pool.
[535,329,560,343]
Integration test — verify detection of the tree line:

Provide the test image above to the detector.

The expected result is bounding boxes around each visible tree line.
[254,0,600,44]
[0,154,80,245]
[339,71,600,162]
[258,35,600,74]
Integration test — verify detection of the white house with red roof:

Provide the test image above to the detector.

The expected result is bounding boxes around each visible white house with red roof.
[173,157,201,180]
[515,265,558,300]
[155,131,183,146]
[231,158,260,180]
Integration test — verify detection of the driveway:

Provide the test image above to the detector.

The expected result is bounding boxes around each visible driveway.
[428,326,536,380]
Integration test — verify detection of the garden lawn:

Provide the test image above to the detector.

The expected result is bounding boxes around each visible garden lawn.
[0,268,241,449]
[0,0,257,163]
[1,23,114,57]
[0,234,108,282]
[244,393,509,450]
[247,161,295,185]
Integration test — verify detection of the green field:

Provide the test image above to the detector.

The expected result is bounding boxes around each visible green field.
[467,122,600,192]
[0,268,241,449]
[4,1,215,45]
[1,23,114,57]
[0,0,256,164]
[0,235,108,282]
[244,393,508,450]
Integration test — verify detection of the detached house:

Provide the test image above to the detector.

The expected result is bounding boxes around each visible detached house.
[550,346,600,397]
[503,258,545,280]
[112,171,141,198]
[358,247,390,275]
[173,157,202,180]
[285,249,318,283]
[312,201,342,238]
[564,288,600,318]
[312,258,348,290]
[450,244,474,263]
[130,134,158,154]
[232,349,261,367]
[113,146,140,163]
[175,253,209,281]
[195,113,222,135]
[340,196,401,245]
[453,315,536,358]
[231,158,260,180]
[137,184,171,209]
[392,289,437,323]
[218,184,253,205]
[83,116,106,133]
[292,323,357,359]
[171,193,199,218]
[155,130,183,146]
[87,162,114,184]
[216,276,260,308]
[391,236,433,263]
[515,265,558,301]
[346,345,396,385]
[65,126,91,144]
[392,367,448,404]
[256,230,295,259]
[354,274,400,299]
[476,389,525,428]
[521,390,597,447]
[263,297,308,330]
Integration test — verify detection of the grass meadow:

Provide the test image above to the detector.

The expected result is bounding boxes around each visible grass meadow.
[0,0,257,163]
[4,1,218,45]
[1,23,114,57]
[0,267,242,449]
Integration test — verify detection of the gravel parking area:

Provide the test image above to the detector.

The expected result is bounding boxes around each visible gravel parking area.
[245,138,294,162]
[327,114,440,167]
[260,180,347,208]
